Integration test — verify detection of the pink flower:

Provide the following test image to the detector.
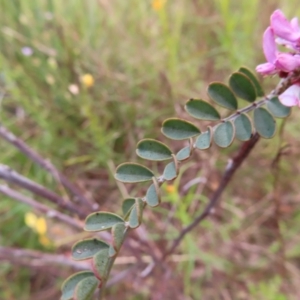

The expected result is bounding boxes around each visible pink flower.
[279,83,300,107]
[256,10,300,107]
[271,10,300,45]
[21,46,33,56]
[256,27,300,75]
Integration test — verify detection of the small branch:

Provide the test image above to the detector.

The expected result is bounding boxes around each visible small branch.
[0,246,89,270]
[0,184,82,230]
[0,123,94,210]
[0,184,113,245]
[164,133,260,257]
[0,164,85,218]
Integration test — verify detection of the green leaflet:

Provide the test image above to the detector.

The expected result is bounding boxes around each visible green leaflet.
[234,113,253,141]
[84,212,124,232]
[162,118,201,140]
[207,82,238,110]
[253,107,276,138]
[213,121,235,148]
[229,72,256,102]
[115,163,154,183]
[185,99,220,120]
[74,276,99,300]
[136,139,173,161]
[72,239,109,261]
[61,271,95,300]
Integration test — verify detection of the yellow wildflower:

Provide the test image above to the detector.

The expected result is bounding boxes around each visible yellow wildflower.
[81,73,94,88]
[24,212,50,246]
[35,217,47,235]
[152,0,167,11]
[166,184,176,194]
[25,212,37,228]
[25,212,47,235]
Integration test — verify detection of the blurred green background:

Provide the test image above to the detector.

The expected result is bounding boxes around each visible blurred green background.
[1,0,300,299]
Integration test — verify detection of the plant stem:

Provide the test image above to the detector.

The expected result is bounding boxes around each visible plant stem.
[0,246,89,270]
[98,227,129,299]
[0,184,82,229]
[0,164,85,218]
[98,281,107,300]
[0,123,95,211]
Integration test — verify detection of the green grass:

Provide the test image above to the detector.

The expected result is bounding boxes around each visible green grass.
[1,0,300,299]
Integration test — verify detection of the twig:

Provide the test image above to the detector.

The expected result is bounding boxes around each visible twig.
[0,184,82,230]
[0,246,89,270]
[0,183,113,245]
[0,164,85,218]
[0,123,94,210]
[164,133,260,257]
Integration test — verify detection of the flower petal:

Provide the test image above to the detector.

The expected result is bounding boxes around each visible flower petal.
[290,17,299,31]
[263,27,277,63]
[276,53,300,72]
[279,84,300,106]
[279,94,298,106]
[271,9,300,42]
[256,62,276,75]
